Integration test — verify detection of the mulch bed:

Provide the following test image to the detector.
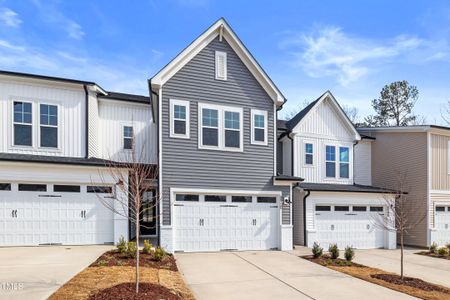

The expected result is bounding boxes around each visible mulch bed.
[91,250,178,271]
[417,251,450,260]
[371,274,449,293]
[87,282,181,300]
[304,255,365,267]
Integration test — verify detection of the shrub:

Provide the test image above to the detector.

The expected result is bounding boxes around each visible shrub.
[429,242,438,254]
[312,242,323,258]
[154,246,166,261]
[344,246,355,261]
[446,243,450,253]
[143,240,153,254]
[329,243,339,259]
[116,236,127,253]
[437,247,449,256]
[127,242,137,258]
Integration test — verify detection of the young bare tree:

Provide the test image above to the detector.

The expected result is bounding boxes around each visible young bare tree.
[93,140,158,294]
[441,100,450,126]
[341,105,360,125]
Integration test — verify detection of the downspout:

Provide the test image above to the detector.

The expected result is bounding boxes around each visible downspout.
[303,189,310,246]
[287,131,294,176]
[83,85,89,159]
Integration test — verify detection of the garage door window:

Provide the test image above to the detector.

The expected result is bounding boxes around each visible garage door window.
[370,206,383,212]
[232,196,252,203]
[316,205,331,211]
[87,186,112,194]
[176,194,199,201]
[335,206,349,211]
[257,196,277,203]
[54,185,81,193]
[18,184,47,192]
[0,183,11,191]
[353,206,367,212]
[205,195,226,202]
[436,206,446,212]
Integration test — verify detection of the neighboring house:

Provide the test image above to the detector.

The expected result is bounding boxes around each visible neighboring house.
[278,91,397,250]
[0,70,156,246]
[358,126,450,247]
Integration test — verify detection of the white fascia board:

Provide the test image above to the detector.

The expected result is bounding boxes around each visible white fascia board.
[357,126,431,133]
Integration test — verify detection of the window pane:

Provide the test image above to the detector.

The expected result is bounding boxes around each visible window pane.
[203,127,218,146]
[174,120,186,135]
[340,147,349,162]
[202,108,218,127]
[436,206,445,212]
[0,183,11,191]
[225,130,240,148]
[18,184,47,192]
[353,206,367,212]
[205,195,226,202]
[316,205,331,211]
[326,146,335,161]
[14,112,22,123]
[124,126,133,138]
[40,104,57,126]
[23,103,32,113]
[305,143,313,154]
[124,138,132,150]
[254,114,265,128]
[255,128,264,142]
[370,206,383,212]
[23,112,32,124]
[54,185,81,192]
[87,186,112,193]
[14,124,32,146]
[49,105,57,115]
[176,194,199,201]
[40,127,58,148]
[14,102,22,113]
[335,206,349,211]
[174,105,186,119]
[225,111,240,129]
[232,196,252,203]
[49,116,57,126]
[326,162,335,177]
[340,163,349,178]
[257,196,277,203]
[305,154,313,165]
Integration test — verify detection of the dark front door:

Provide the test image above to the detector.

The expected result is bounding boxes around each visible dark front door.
[140,189,157,236]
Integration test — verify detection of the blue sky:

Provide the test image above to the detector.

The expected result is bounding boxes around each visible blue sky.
[1,0,449,123]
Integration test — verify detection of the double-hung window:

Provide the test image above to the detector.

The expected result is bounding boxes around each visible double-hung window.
[339,147,350,178]
[251,110,267,145]
[199,103,243,151]
[325,145,336,177]
[170,99,190,138]
[305,143,313,165]
[123,126,133,150]
[39,104,58,148]
[13,101,33,146]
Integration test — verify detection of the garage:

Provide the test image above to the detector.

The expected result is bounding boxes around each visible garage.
[172,193,280,252]
[435,205,450,246]
[0,182,114,246]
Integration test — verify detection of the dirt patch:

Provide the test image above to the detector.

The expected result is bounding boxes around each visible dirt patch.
[417,251,450,260]
[91,250,178,271]
[87,282,180,300]
[372,274,449,293]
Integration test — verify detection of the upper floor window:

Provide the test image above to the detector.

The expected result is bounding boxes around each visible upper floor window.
[325,145,336,177]
[251,110,267,145]
[13,101,33,146]
[39,104,58,148]
[199,103,243,151]
[305,143,313,165]
[170,99,190,138]
[123,126,133,150]
[215,51,227,80]
[339,147,350,178]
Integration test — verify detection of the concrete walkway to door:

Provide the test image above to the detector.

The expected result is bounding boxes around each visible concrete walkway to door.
[176,250,417,300]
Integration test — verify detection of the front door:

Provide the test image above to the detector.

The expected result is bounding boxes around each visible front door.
[140,190,157,236]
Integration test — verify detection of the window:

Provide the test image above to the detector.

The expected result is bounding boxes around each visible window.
[39,104,58,148]
[370,206,383,212]
[0,183,11,191]
[315,205,331,211]
[251,110,267,145]
[205,195,226,202]
[339,147,350,178]
[170,99,190,138]
[353,206,367,212]
[13,101,32,146]
[199,104,243,151]
[436,206,446,212]
[305,143,313,165]
[123,126,133,150]
[18,184,47,192]
[257,196,277,203]
[87,186,112,193]
[176,194,199,201]
[335,206,349,211]
[325,146,336,177]
[54,185,80,193]
[215,51,227,80]
[232,196,252,203]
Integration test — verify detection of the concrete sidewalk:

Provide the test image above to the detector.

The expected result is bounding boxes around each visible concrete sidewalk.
[176,250,416,300]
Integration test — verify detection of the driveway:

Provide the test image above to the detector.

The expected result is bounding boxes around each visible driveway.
[352,248,450,288]
[0,245,112,300]
[176,251,416,300]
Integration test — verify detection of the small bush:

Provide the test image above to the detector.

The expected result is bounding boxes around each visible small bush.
[344,246,355,261]
[429,242,438,254]
[446,243,450,252]
[143,240,153,254]
[329,243,339,259]
[154,247,166,261]
[116,236,127,253]
[127,242,137,258]
[97,260,108,267]
[437,247,449,256]
[312,242,323,258]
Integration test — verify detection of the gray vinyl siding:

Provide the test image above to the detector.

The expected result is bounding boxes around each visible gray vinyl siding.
[161,36,288,225]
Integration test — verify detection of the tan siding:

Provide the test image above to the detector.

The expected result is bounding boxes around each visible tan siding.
[369,132,428,247]
[431,133,450,190]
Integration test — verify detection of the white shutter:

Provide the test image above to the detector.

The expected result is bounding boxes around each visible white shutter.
[215,51,227,80]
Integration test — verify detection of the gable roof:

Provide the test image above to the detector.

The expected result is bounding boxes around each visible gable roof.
[284,90,360,140]
[150,18,286,106]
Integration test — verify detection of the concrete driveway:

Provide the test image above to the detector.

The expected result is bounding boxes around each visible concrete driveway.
[0,245,112,300]
[352,248,450,288]
[176,251,416,300]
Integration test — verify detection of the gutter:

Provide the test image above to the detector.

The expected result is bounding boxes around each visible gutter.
[83,85,89,159]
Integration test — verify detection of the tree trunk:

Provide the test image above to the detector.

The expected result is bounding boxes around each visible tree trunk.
[136,217,140,293]
[400,232,404,280]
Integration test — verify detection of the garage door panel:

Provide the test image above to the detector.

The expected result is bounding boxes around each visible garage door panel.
[435,210,450,246]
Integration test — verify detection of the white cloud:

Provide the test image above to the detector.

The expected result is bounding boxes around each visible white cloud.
[0,7,22,27]
[66,21,84,40]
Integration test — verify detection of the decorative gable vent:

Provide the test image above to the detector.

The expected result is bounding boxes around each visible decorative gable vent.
[215,51,227,80]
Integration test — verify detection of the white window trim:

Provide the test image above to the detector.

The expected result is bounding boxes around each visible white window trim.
[251,109,268,146]
[303,141,314,167]
[170,99,190,139]
[38,103,60,150]
[198,102,243,152]
[448,140,450,174]
[338,146,350,179]
[12,100,34,148]
[325,144,336,178]
[215,51,227,80]
[122,125,134,150]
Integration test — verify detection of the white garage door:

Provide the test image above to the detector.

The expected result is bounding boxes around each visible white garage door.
[0,183,114,246]
[314,205,386,249]
[173,194,279,252]
[435,206,450,246]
